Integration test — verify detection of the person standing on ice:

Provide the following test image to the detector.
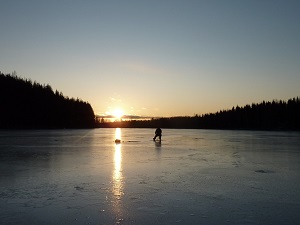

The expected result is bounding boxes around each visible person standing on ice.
[153,128,162,141]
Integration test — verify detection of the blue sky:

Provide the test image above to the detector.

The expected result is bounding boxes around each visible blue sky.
[1,0,299,117]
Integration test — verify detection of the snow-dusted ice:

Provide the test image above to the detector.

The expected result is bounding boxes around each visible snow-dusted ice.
[0,128,300,225]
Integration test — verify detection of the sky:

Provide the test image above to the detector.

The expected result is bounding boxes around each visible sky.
[1,0,300,117]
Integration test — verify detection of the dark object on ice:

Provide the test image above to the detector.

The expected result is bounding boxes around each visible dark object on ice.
[115,139,121,143]
[153,128,162,141]
[255,170,267,173]
[255,169,274,173]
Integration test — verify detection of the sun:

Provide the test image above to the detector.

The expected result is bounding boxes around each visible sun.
[112,108,124,120]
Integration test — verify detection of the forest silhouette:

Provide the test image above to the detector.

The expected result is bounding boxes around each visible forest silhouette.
[0,72,95,129]
[98,100,300,130]
[1,72,299,130]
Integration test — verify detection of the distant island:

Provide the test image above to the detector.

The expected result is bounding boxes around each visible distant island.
[0,72,95,129]
[1,72,299,130]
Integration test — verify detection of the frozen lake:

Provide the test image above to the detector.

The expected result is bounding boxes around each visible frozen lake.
[0,128,300,225]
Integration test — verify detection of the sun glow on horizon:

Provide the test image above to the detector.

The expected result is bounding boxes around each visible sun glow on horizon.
[112,108,124,120]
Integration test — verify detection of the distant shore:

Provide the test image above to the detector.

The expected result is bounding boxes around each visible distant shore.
[1,72,299,131]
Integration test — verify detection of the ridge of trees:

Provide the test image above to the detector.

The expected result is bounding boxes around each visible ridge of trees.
[0,72,95,129]
[1,72,299,130]
[98,98,300,130]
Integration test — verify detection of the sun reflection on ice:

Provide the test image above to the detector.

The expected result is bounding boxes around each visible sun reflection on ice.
[113,142,123,199]
[112,128,124,222]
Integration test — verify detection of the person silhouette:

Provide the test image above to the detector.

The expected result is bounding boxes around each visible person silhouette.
[153,128,162,141]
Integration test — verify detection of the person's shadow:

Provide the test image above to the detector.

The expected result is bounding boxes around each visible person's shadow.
[154,140,161,158]
[154,140,161,147]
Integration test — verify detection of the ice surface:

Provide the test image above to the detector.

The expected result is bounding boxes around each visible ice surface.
[0,129,300,225]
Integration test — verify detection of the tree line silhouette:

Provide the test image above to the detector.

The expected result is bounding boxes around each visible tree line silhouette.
[98,98,300,130]
[0,72,95,129]
[1,72,299,130]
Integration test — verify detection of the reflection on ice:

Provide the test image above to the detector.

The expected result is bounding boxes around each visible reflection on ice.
[114,127,122,143]
[113,134,124,199]
[112,128,124,222]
